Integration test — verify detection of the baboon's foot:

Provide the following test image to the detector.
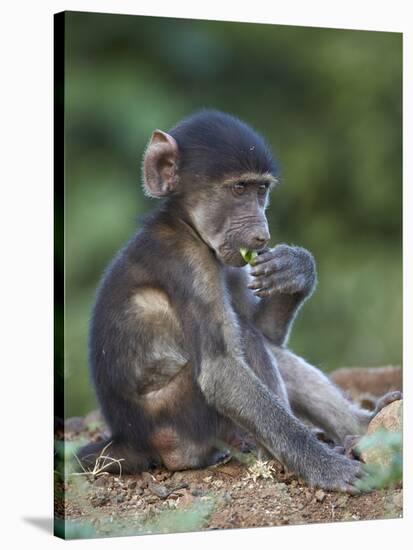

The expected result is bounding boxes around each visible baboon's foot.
[373,391,402,415]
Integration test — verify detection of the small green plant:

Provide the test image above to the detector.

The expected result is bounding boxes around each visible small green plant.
[355,429,402,491]
[240,248,258,265]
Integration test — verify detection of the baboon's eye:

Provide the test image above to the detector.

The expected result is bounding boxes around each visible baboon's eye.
[257,183,269,195]
[233,182,246,196]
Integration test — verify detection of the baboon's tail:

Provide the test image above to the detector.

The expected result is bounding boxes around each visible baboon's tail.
[75,438,152,475]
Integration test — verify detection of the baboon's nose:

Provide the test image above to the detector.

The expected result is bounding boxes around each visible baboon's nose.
[250,228,270,248]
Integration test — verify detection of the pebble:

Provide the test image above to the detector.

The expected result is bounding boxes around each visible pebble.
[94,475,110,487]
[212,479,224,488]
[148,481,171,499]
[315,490,326,502]
[141,472,155,487]
[336,494,349,507]
[170,471,186,483]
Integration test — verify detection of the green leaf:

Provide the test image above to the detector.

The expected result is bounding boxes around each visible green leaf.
[240,248,258,266]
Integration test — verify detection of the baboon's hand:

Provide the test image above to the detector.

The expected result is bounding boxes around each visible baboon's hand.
[305,450,365,493]
[248,244,316,299]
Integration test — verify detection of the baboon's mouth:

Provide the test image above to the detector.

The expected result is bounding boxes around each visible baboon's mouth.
[239,248,258,266]
[216,244,246,267]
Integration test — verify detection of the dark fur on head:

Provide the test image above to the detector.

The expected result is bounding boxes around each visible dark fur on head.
[169,109,277,183]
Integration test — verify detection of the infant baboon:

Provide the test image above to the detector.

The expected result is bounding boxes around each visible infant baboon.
[78,110,400,491]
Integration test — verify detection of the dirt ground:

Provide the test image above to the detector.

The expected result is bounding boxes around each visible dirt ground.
[55,366,402,538]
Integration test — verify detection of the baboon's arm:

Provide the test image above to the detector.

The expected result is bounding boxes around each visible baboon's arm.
[188,298,361,491]
[250,244,317,345]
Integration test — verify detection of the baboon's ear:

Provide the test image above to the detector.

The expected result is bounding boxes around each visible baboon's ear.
[143,130,179,198]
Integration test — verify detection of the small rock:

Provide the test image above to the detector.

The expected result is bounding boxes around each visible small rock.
[315,490,326,502]
[336,494,348,507]
[94,475,110,487]
[368,400,403,433]
[148,481,171,499]
[304,489,313,500]
[141,472,155,487]
[170,471,186,483]
[128,480,138,490]
[146,495,160,504]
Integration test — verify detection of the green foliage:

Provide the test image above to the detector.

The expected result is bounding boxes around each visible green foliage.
[61,12,402,415]
[356,429,403,491]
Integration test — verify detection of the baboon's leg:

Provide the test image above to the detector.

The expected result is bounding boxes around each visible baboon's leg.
[143,365,231,471]
[268,346,371,443]
[149,425,230,471]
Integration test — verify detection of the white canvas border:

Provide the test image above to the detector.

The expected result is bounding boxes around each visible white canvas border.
[0,1,410,548]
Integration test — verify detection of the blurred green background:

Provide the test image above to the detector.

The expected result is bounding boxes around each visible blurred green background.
[63,11,402,417]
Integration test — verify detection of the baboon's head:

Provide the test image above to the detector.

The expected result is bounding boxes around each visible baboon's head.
[143,109,279,266]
